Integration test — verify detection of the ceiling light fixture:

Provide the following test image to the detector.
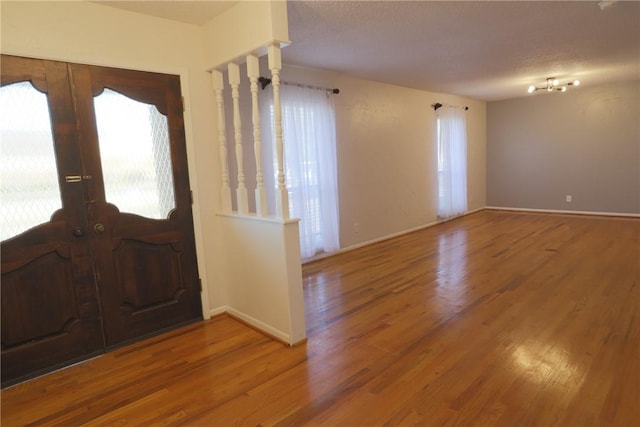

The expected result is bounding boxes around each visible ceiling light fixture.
[527,77,580,94]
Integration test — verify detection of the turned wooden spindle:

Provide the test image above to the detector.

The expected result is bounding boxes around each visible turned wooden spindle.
[227,62,249,214]
[212,70,232,212]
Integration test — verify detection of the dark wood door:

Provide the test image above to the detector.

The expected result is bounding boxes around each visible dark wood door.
[1,56,105,385]
[1,56,202,387]
[69,63,203,346]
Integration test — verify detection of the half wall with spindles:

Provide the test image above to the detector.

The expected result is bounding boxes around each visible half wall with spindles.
[211,44,289,220]
[209,42,305,346]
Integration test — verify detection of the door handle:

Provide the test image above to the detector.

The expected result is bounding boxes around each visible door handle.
[93,223,105,234]
[72,228,84,238]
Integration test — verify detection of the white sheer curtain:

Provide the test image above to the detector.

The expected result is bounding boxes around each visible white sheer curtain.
[261,84,340,258]
[436,106,467,219]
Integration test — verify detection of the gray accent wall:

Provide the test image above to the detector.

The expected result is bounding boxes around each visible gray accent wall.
[487,80,640,214]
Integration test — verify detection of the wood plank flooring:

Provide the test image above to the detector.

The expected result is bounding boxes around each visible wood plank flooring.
[2,210,639,426]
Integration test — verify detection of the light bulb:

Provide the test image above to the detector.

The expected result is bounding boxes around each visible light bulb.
[528,85,536,93]
[552,79,559,86]
[561,86,567,92]
[573,80,580,86]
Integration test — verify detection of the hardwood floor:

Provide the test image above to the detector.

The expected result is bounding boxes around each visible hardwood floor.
[2,210,639,426]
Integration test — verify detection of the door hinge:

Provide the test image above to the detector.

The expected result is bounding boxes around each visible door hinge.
[190,190,194,205]
[181,96,186,112]
[198,278,202,292]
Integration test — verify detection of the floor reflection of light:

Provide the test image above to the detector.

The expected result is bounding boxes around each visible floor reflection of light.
[511,344,585,392]
[435,229,469,309]
[305,272,331,303]
[305,272,342,310]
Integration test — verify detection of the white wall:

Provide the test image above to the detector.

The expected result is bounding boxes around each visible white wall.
[218,215,305,344]
[271,65,487,249]
[203,0,289,69]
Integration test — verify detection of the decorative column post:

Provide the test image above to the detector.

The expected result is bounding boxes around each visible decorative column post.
[268,44,289,219]
[247,54,268,217]
[228,62,249,214]
[212,70,232,212]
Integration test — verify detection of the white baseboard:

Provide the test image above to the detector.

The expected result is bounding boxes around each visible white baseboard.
[209,306,227,317]
[485,206,640,218]
[303,207,485,264]
[210,306,292,345]
[302,205,637,264]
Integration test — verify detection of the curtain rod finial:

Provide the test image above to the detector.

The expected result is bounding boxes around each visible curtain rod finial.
[258,77,272,90]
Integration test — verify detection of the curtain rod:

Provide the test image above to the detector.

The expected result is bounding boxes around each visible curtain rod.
[432,102,469,111]
[258,77,339,94]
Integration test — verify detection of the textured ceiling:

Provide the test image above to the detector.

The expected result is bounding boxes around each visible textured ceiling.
[284,0,640,101]
[95,0,639,101]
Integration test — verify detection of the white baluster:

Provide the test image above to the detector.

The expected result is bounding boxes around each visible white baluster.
[268,44,289,219]
[247,54,268,217]
[212,70,232,212]
[228,62,249,214]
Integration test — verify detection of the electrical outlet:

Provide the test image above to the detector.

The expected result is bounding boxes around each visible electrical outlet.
[354,222,360,233]
[566,195,572,203]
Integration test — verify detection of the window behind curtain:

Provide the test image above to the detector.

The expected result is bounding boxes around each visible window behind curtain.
[436,106,467,218]
[261,85,340,258]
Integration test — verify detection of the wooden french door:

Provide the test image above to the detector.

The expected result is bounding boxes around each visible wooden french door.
[1,55,202,387]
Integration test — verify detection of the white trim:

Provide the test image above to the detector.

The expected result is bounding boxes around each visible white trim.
[216,211,300,225]
[485,206,640,218]
[209,306,228,317]
[178,73,211,319]
[303,207,485,264]
[0,47,192,78]
[217,307,291,344]
[206,39,292,72]
[302,205,638,265]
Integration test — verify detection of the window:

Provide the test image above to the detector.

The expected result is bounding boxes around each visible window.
[436,106,467,218]
[0,82,61,240]
[94,88,175,219]
[262,85,340,258]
